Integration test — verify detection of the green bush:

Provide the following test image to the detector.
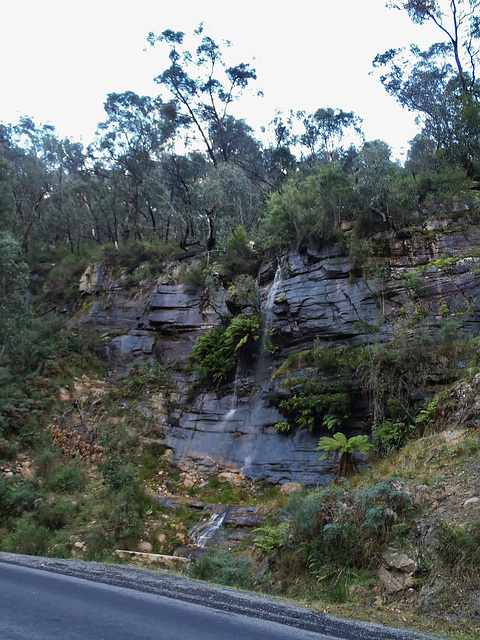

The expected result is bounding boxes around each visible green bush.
[275,478,414,585]
[106,483,154,549]
[36,499,76,530]
[220,225,259,279]
[101,239,170,272]
[189,313,262,387]
[7,480,38,517]
[192,551,254,589]
[101,457,137,490]
[35,449,60,482]
[189,327,235,386]
[2,513,52,556]
[371,420,410,456]
[278,376,354,433]
[226,274,260,311]
[122,360,173,397]
[49,461,86,494]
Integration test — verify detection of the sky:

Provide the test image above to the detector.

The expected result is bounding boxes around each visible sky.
[1,0,441,162]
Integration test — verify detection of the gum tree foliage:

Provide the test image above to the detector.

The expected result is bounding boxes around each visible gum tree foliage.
[296,107,364,166]
[354,140,412,227]
[94,91,179,240]
[157,151,211,246]
[0,119,90,251]
[191,163,261,245]
[374,0,480,175]
[263,165,355,249]
[148,25,259,168]
[0,119,53,251]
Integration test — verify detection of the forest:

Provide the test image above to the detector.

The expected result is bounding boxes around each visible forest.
[1,2,480,637]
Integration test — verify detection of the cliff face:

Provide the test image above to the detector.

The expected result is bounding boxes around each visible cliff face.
[78,220,480,485]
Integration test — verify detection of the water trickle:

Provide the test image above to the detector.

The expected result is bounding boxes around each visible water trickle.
[257,263,284,381]
[264,263,283,330]
[194,511,227,548]
[218,366,240,430]
[238,263,285,477]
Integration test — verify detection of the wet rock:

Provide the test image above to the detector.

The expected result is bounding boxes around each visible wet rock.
[223,507,267,528]
[77,231,480,484]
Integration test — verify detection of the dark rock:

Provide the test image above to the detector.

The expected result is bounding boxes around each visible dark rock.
[77,227,480,484]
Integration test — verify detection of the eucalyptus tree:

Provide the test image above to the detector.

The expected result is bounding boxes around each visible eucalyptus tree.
[296,107,364,167]
[374,0,480,176]
[354,140,412,228]
[147,25,258,167]
[191,162,261,248]
[94,91,178,240]
[0,119,54,251]
[263,110,298,187]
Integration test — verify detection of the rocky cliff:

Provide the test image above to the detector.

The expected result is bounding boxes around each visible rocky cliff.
[78,218,480,485]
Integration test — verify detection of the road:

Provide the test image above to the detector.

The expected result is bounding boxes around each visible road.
[0,553,441,640]
[0,563,336,640]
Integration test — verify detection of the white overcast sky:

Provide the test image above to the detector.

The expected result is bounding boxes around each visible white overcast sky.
[1,0,441,161]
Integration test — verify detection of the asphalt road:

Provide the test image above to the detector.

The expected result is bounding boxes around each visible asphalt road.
[0,563,336,640]
[0,553,443,640]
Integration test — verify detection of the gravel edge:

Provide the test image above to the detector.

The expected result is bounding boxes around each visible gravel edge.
[0,552,443,640]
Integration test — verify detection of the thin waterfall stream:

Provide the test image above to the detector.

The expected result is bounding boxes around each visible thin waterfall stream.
[257,262,284,383]
[243,263,284,474]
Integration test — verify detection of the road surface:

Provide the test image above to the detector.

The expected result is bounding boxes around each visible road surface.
[0,553,442,640]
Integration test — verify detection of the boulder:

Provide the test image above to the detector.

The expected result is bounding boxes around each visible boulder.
[378,566,415,595]
[382,548,417,574]
[281,482,303,496]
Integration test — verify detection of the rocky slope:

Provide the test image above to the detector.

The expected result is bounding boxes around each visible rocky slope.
[76,218,480,487]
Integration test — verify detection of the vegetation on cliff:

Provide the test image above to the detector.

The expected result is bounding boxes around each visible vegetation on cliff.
[1,4,480,637]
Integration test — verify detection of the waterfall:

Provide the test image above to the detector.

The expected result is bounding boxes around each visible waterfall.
[257,263,283,381]
[219,366,240,429]
[242,263,284,476]
[194,511,227,548]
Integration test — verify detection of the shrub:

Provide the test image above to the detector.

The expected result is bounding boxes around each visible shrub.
[35,449,60,482]
[122,360,173,397]
[226,274,260,311]
[189,313,263,387]
[2,513,52,556]
[225,313,263,363]
[189,327,235,386]
[269,478,414,597]
[220,225,259,279]
[101,457,137,490]
[192,551,254,589]
[371,420,410,456]
[49,461,86,494]
[36,499,76,530]
[436,520,480,575]
[278,376,354,433]
[7,480,38,516]
[101,239,170,272]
